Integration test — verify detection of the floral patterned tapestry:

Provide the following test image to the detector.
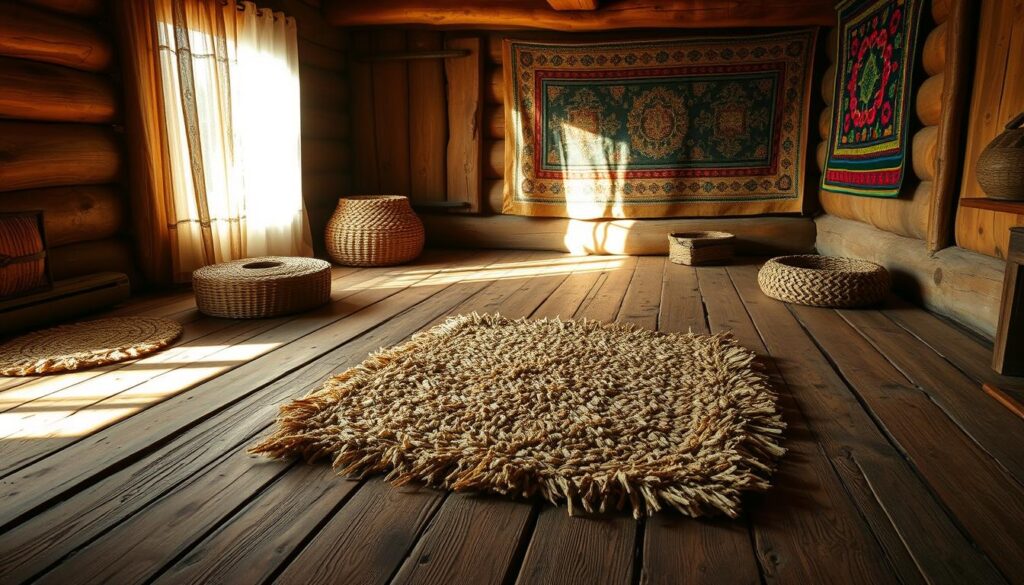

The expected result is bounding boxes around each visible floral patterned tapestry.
[822,0,923,197]
[502,31,816,219]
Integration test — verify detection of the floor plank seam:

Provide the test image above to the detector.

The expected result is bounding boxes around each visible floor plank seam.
[820,444,917,585]
[500,503,541,585]
[834,310,1024,491]
[143,461,302,585]
[778,302,1015,580]
[259,477,372,585]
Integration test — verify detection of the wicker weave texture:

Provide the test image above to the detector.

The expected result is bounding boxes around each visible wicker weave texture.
[976,113,1024,200]
[757,255,890,308]
[0,214,47,297]
[193,256,331,319]
[667,231,735,266]
[325,196,424,267]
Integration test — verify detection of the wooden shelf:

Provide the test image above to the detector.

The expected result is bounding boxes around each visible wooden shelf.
[960,198,1024,214]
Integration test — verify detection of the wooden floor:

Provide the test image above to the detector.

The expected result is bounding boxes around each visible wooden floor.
[1,249,1022,585]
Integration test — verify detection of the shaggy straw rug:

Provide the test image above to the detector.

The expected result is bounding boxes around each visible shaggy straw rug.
[251,314,785,518]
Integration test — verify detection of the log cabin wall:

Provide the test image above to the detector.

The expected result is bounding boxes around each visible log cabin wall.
[815,0,953,247]
[954,0,1024,260]
[0,0,137,283]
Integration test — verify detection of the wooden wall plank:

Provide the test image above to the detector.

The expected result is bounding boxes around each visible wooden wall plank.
[407,30,447,202]
[0,56,116,123]
[955,0,1024,257]
[0,121,121,192]
[371,30,411,196]
[0,3,111,71]
[18,0,104,17]
[916,73,943,126]
[350,31,379,192]
[0,185,125,247]
[445,35,484,212]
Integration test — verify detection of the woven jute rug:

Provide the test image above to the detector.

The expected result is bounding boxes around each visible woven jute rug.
[251,314,785,518]
[0,317,184,376]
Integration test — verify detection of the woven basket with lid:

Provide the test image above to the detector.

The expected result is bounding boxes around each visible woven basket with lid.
[757,255,889,308]
[325,196,425,266]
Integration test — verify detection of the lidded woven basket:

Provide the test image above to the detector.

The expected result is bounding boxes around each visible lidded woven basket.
[193,256,331,319]
[976,112,1024,200]
[325,196,425,267]
[757,255,889,308]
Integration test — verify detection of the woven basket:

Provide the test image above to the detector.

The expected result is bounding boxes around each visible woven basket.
[1,211,50,299]
[757,255,889,308]
[976,112,1024,200]
[667,231,735,266]
[325,196,425,266]
[193,256,331,319]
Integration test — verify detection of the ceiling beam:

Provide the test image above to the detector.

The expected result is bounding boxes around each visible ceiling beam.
[324,0,836,30]
[546,0,599,10]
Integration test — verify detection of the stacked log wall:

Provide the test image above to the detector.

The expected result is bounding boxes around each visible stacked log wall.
[0,0,136,282]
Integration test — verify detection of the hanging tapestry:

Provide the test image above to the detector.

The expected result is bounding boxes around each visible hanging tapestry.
[822,0,924,197]
[502,31,817,219]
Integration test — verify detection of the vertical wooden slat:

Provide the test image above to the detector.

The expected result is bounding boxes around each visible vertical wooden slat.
[349,31,379,192]
[371,29,411,196]
[444,35,484,213]
[407,30,447,203]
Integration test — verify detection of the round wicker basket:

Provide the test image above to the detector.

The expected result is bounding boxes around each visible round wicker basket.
[325,196,425,267]
[757,255,890,308]
[976,112,1024,200]
[193,256,331,319]
[667,231,735,266]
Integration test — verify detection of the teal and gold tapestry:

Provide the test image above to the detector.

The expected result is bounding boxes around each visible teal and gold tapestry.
[502,31,816,219]
[822,0,924,197]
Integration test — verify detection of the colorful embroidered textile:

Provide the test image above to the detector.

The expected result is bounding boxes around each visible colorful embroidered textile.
[502,31,816,219]
[822,0,923,197]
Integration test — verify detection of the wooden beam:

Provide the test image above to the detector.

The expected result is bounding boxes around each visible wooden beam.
[0,2,112,72]
[324,0,836,30]
[0,121,121,192]
[0,56,117,123]
[444,35,483,213]
[547,0,599,10]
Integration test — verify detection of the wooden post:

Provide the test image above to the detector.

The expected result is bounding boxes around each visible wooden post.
[444,35,483,213]
[993,227,1024,375]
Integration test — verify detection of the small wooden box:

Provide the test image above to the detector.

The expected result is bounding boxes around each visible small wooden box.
[667,231,735,266]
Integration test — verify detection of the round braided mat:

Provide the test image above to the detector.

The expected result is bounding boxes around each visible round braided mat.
[757,255,890,308]
[0,317,184,376]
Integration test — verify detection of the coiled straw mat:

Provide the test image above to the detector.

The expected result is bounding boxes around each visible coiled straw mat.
[252,313,785,518]
[0,317,183,376]
[757,255,890,308]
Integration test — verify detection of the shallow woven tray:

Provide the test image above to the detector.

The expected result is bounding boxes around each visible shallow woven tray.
[667,231,735,266]
[193,256,331,319]
[0,317,183,376]
[757,255,889,308]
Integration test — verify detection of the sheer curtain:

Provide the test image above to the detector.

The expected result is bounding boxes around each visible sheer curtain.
[119,0,311,284]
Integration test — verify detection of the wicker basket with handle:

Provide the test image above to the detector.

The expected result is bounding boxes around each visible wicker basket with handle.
[757,255,889,308]
[976,112,1024,200]
[325,196,425,267]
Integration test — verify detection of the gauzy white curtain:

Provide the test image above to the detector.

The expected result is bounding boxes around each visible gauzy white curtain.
[156,0,311,281]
